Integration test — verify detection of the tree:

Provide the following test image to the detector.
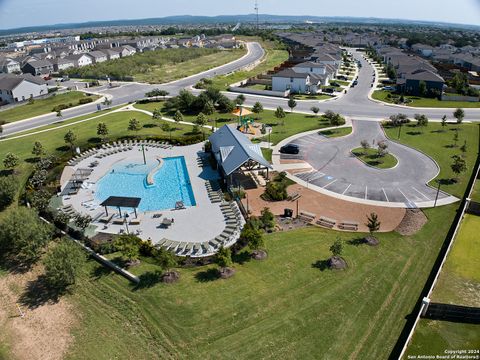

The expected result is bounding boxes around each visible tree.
[32,141,45,158]
[259,207,275,230]
[127,118,141,132]
[30,189,51,212]
[115,234,141,262]
[441,115,447,130]
[453,129,459,147]
[252,101,264,115]
[202,100,215,116]
[366,212,381,235]
[360,139,370,153]
[64,130,77,152]
[145,88,169,100]
[235,94,246,106]
[173,110,183,128]
[453,108,465,124]
[43,240,86,289]
[460,140,467,153]
[274,106,286,125]
[215,246,232,269]
[310,106,320,116]
[329,239,343,257]
[161,122,173,141]
[3,152,19,171]
[152,108,162,121]
[96,122,109,142]
[414,114,428,132]
[0,175,17,210]
[377,141,389,157]
[0,207,52,265]
[330,113,345,126]
[451,155,467,179]
[177,89,196,112]
[287,97,297,112]
[389,113,409,127]
[418,80,427,97]
[56,110,62,118]
[154,247,177,271]
[195,112,207,140]
[28,169,47,189]
[241,227,265,250]
[73,213,92,232]
[217,95,235,113]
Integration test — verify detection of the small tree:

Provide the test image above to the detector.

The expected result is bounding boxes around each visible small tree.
[441,115,447,130]
[366,212,381,235]
[329,239,343,257]
[203,101,215,116]
[64,130,77,152]
[115,234,141,263]
[259,207,275,230]
[460,140,467,153]
[377,141,389,157]
[96,122,109,142]
[43,240,86,289]
[3,152,19,171]
[73,213,92,233]
[235,94,246,106]
[451,155,467,180]
[154,247,177,271]
[274,106,286,126]
[56,110,62,118]
[252,101,263,115]
[215,246,233,269]
[310,106,320,116]
[0,175,17,210]
[152,108,162,121]
[127,118,141,132]
[287,97,297,113]
[414,114,428,132]
[453,108,465,124]
[453,129,459,147]
[360,139,370,153]
[195,112,207,140]
[30,189,51,212]
[161,122,173,141]
[32,141,45,158]
[389,113,408,127]
[173,110,183,129]
[241,226,265,251]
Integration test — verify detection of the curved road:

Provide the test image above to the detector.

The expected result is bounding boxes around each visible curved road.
[3,44,480,137]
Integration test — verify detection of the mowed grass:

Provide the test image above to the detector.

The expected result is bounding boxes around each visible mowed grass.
[0,91,99,123]
[319,126,352,138]
[134,101,332,145]
[404,319,480,358]
[383,122,479,198]
[134,48,247,84]
[430,214,480,307]
[351,147,398,169]
[372,90,480,108]
[66,205,458,359]
[293,93,335,100]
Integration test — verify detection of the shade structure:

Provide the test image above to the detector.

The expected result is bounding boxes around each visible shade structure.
[231,107,252,117]
[100,196,141,218]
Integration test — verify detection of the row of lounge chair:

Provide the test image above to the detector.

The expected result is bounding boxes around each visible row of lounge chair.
[156,202,243,257]
[205,180,223,203]
[196,156,210,168]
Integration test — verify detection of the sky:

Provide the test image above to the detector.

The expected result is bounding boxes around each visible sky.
[0,0,479,30]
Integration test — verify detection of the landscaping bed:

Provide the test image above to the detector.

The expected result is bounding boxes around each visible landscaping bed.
[351,147,398,169]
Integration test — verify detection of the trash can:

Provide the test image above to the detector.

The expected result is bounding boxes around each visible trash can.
[284,208,293,218]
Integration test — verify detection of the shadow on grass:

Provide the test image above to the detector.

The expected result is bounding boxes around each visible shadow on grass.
[91,264,113,280]
[347,238,367,246]
[134,270,163,290]
[438,178,457,185]
[311,260,329,271]
[406,131,422,136]
[143,123,157,128]
[56,145,70,152]
[87,137,102,144]
[19,275,67,309]
[232,250,252,265]
[194,268,220,282]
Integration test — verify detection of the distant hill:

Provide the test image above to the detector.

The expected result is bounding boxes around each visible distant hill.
[1,14,479,36]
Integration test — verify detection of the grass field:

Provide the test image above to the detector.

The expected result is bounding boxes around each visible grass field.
[351,147,398,169]
[293,94,334,101]
[0,91,99,123]
[469,181,480,202]
[63,204,461,359]
[261,147,273,162]
[209,38,289,90]
[383,122,479,198]
[372,90,480,108]
[319,127,352,138]
[404,319,480,358]
[430,214,480,307]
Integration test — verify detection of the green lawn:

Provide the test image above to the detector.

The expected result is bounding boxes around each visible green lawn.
[404,319,480,358]
[134,101,332,145]
[383,122,479,198]
[351,147,398,169]
[333,80,350,86]
[0,91,99,123]
[63,204,462,359]
[372,90,480,108]
[210,38,289,90]
[469,181,480,202]
[293,94,334,101]
[261,147,272,162]
[319,127,352,138]
[430,214,480,307]
[245,84,268,90]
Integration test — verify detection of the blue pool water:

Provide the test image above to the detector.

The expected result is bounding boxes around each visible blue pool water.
[95,156,196,212]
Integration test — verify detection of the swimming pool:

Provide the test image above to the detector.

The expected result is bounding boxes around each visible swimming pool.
[95,156,196,212]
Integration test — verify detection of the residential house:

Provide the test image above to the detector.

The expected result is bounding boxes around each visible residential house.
[397,69,445,96]
[272,68,316,94]
[21,59,54,76]
[292,61,332,85]
[118,45,136,57]
[51,58,75,72]
[100,49,121,61]
[0,57,21,73]
[411,44,434,57]
[65,54,93,67]
[0,73,48,103]
[86,50,108,64]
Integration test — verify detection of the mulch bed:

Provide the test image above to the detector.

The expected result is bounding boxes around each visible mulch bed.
[364,235,379,246]
[275,216,309,231]
[251,250,268,260]
[395,209,428,236]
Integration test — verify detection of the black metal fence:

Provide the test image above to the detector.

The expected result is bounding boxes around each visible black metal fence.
[424,303,480,324]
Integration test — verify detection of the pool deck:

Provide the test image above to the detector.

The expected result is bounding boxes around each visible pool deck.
[60,142,231,250]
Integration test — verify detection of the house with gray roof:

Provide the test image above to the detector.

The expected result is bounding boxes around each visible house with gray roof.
[397,69,445,96]
[0,57,21,74]
[21,59,54,76]
[209,124,272,184]
[272,68,313,94]
[86,50,108,64]
[0,73,48,104]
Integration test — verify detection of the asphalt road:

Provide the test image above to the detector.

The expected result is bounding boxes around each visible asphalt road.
[3,44,480,137]
[281,120,452,207]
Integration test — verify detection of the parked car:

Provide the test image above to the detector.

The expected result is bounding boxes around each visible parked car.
[353,80,358,86]
[280,144,300,155]
[383,86,396,91]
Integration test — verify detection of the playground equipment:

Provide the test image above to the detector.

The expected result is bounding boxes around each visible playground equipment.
[232,107,255,134]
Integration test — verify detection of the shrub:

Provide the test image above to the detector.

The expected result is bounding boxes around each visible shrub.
[0,175,17,210]
[78,97,94,105]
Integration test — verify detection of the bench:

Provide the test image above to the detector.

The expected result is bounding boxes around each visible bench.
[338,221,359,231]
[316,216,336,229]
[298,211,316,223]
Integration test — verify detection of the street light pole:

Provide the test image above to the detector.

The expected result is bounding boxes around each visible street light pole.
[434,181,441,208]
[398,123,402,139]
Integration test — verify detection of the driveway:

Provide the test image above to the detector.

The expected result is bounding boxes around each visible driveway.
[276,120,458,208]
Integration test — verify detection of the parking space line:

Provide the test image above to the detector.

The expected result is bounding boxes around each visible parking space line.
[342,184,352,195]
[397,188,411,202]
[411,187,430,200]
[382,188,389,202]
[365,186,368,200]
[323,179,337,189]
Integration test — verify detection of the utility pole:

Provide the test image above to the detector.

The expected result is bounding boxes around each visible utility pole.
[254,0,259,33]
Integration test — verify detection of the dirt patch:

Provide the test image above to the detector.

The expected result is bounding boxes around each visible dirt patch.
[395,209,428,236]
[0,264,76,360]
[364,235,380,246]
[251,250,268,260]
[161,270,180,284]
[275,216,309,231]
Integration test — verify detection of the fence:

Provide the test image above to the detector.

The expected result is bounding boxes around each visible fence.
[441,94,479,102]
[229,86,289,98]
[424,303,480,324]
